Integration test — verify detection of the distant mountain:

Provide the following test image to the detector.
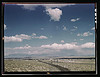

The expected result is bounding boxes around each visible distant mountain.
[5,53,95,59]
[5,54,43,58]
[4,54,59,58]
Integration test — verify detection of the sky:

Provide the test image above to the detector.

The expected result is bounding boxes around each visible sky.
[4,3,95,58]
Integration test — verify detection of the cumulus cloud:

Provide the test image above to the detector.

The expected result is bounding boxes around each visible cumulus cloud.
[4,34,31,42]
[5,45,57,56]
[41,43,79,50]
[32,33,48,39]
[80,39,84,41]
[61,40,64,43]
[34,35,48,39]
[71,18,80,22]
[46,8,62,21]
[77,31,93,37]
[77,33,81,36]
[81,42,95,48]
[32,33,36,36]
[5,42,95,56]
[4,24,7,30]
[41,42,95,50]
[13,44,31,49]
[83,31,93,36]
[4,36,22,42]
[17,4,75,10]
[17,4,39,10]
[43,4,75,9]
[91,27,95,30]
[15,34,31,39]
[5,33,48,42]
[17,4,75,21]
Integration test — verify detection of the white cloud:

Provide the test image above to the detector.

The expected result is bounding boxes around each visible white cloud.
[5,33,48,42]
[4,34,31,42]
[83,31,93,36]
[43,4,75,9]
[5,42,95,56]
[17,4,75,21]
[34,35,48,39]
[17,4,75,10]
[71,18,80,22]
[77,33,81,36]
[13,44,31,49]
[17,4,39,10]
[91,27,95,30]
[4,24,7,30]
[15,34,31,39]
[41,43,78,50]
[41,42,95,50]
[46,8,62,21]
[32,33,48,39]
[32,33,36,36]
[80,39,84,41]
[63,25,67,31]
[81,42,95,48]
[4,36,22,42]
[77,31,93,37]
[61,40,64,43]
[32,34,48,39]
[5,45,57,55]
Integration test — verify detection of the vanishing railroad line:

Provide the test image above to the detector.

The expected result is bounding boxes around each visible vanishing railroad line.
[38,60,70,71]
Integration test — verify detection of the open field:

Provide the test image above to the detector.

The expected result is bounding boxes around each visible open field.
[42,59,95,71]
[4,58,95,72]
[4,59,60,72]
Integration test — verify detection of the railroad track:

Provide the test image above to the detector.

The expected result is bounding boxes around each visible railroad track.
[38,60,70,71]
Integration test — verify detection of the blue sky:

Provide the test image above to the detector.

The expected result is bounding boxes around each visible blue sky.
[4,3,95,57]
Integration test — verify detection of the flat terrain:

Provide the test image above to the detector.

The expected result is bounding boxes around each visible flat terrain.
[4,58,95,72]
